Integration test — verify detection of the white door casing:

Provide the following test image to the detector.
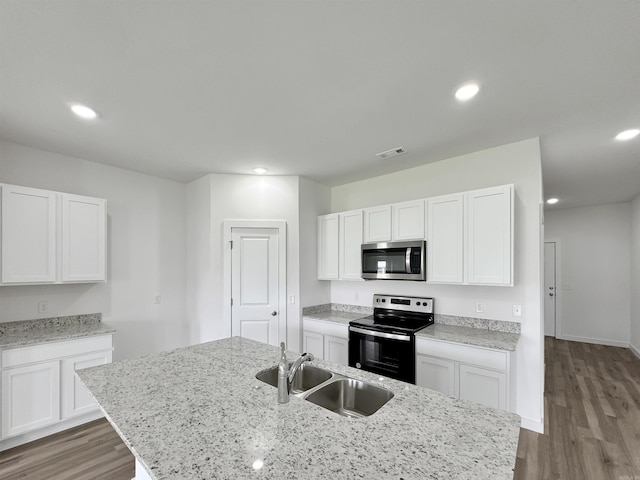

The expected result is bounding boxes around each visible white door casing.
[223,221,287,347]
[544,241,557,337]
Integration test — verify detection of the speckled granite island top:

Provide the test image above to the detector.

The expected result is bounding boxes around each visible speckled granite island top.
[78,337,520,480]
[0,314,114,348]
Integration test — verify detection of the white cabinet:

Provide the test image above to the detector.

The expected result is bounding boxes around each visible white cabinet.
[1,185,57,284]
[1,361,61,438]
[363,200,424,243]
[363,206,391,243]
[302,318,349,366]
[0,183,107,285]
[465,185,513,286]
[392,200,424,241]
[318,211,363,281]
[61,194,107,282]
[427,193,464,283]
[338,210,363,281]
[317,214,339,280]
[1,334,113,446]
[61,350,112,419]
[416,354,456,397]
[415,337,513,412]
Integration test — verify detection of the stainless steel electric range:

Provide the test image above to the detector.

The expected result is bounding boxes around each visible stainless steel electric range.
[348,294,434,384]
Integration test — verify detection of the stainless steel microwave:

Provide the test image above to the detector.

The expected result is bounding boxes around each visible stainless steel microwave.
[361,240,426,281]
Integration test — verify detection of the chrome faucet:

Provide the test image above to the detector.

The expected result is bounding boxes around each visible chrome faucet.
[277,342,314,404]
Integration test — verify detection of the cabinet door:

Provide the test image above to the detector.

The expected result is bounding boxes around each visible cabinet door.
[1,185,56,284]
[465,185,513,285]
[324,334,348,366]
[61,194,107,282]
[303,330,325,360]
[363,206,391,243]
[416,354,456,397]
[427,193,464,283]
[392,200,424,241]
[1,361,61,438]
[458,364,507,410]
[339,210,363,281]
[61,350,112,419]
[317,214,339,280]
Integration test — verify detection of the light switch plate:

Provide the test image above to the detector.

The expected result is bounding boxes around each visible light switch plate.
[512,304,522,317]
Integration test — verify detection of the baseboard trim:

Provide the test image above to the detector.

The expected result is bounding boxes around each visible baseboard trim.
[520,417,544,434]
[630,343,640,360]
[557,334,629,348]
[0,410,104,452]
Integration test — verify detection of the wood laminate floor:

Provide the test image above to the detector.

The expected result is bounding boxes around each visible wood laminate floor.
[515,337,640,480]
[0,418,134,480]
[1,337,638,479]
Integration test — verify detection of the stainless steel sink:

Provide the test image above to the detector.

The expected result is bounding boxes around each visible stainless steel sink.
[255,363,333,394]
[256,363,394,417]
[304,378,394,418]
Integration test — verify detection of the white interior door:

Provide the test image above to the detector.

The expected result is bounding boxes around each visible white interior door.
[231,228,280,346]
[544,242,557,336]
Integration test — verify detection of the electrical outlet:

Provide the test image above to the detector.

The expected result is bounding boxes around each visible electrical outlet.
[513,304,522,317]
[475,301,484,313]
[153,295,162,305]
[38,301,48,313]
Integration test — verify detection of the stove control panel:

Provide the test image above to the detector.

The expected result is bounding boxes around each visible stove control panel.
[373,294,433,314]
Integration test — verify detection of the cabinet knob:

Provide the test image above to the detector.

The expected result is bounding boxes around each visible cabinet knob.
[549,293,554,297]
[271,311,278,316]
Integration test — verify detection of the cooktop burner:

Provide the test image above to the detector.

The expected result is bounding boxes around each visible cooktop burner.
[349,294,434,334]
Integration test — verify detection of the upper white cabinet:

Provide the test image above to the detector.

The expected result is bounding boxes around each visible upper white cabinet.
[363,200,424,243]
[427,193,464,284]
[0,184,107,285]
[363,205,391,243]
[338,210,363,281]
[318,184,514,287]
[392,200,424,241]
[318,211,363,281]
[61,194,107,282]
[1,185,57,284]
[465,185,513,286]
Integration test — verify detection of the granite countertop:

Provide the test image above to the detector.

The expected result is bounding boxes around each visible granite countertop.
[303,310,370,325]
[78,336,521,480]
[0,314,115,349]
[416,324,520,351]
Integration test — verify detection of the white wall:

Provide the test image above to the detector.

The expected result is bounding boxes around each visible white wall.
[0,140,188,361]
[331,138,544,431]
[545,203,631,347]
[298,177,331,310]
[186,174,303,350]
[630,195,640,357]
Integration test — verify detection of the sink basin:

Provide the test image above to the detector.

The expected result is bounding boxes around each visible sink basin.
[304,378,394,418]
[255,363,333,394]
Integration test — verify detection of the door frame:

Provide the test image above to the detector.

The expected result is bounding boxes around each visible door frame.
[544,239,562,338]
[222,220,287,343]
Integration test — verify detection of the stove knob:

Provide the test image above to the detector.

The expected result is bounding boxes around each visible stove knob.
[416,301,420,306]
[422,302,427,306]
[355,362,362,369]
[381,299,386,302]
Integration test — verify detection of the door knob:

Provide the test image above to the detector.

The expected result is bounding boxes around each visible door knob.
[271,311,277,316]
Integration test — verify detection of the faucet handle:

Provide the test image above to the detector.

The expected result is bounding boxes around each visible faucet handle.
[280,342,286,353]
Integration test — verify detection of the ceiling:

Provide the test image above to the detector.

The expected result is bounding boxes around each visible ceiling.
[1,1,639,210]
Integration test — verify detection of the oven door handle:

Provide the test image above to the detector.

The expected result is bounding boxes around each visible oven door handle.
[349,326,412,342]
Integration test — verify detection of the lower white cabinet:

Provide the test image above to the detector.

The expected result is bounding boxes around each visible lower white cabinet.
[302,318,349,366]
[1,334,113,445]
[415,337,513,412]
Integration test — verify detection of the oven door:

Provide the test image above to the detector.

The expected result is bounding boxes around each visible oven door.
[348,326,416,384]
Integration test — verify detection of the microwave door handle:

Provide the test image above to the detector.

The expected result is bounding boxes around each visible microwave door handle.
[405,247,411,273]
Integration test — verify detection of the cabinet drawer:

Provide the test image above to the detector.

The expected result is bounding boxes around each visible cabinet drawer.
[2,335,113,368]
[415,337,507,371]
[303,318,348,339]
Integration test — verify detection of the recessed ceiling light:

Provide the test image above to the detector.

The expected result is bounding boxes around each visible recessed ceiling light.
[615,129,639,141]
[454,82,480,102]
[69,103,98,120]
[546,198,559,205]
[253,167,267,175]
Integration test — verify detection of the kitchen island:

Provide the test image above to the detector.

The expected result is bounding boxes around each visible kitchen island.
[78,336,521,480]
